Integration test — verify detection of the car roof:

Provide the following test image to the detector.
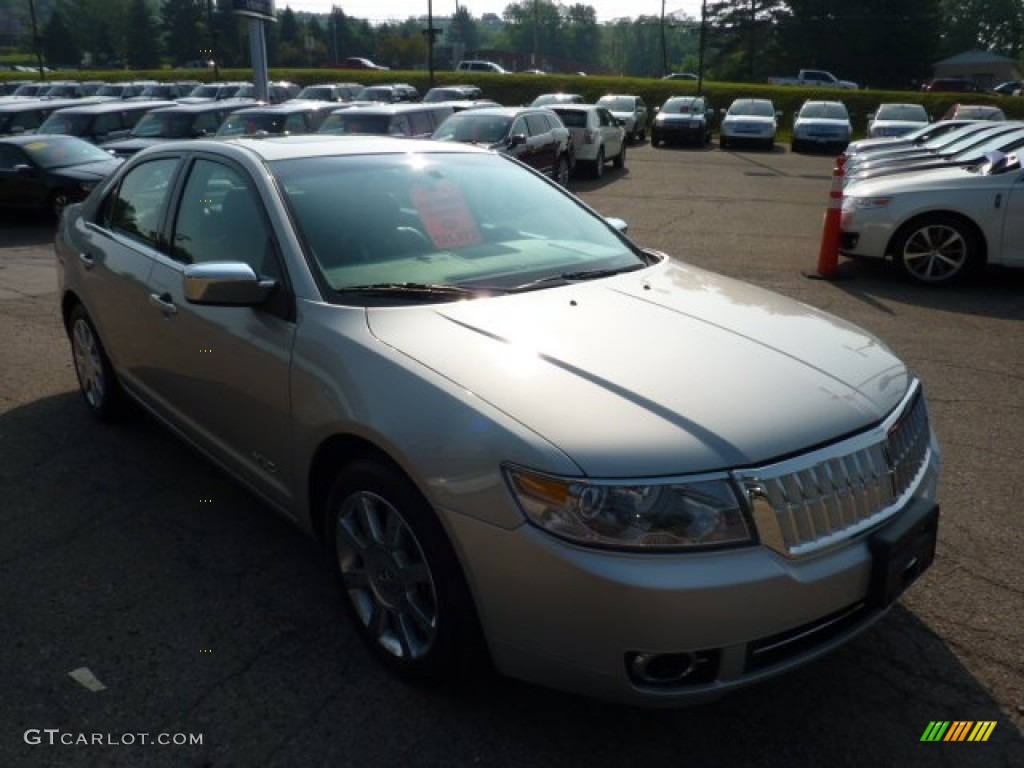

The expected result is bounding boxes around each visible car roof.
[231,101,335,115]
[44,99,171,114]
[143,135,489,163]
[453,106,550,117]
[331,102,446,115]
[147,101,240,113]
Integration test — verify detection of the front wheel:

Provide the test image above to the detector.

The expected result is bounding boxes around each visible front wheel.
[719,135,728,149]
[891,215,982,285]
[327,461,482,681]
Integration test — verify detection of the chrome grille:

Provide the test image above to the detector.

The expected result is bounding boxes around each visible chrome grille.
[736,384,932,557]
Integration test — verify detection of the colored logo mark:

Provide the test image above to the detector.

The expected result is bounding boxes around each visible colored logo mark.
[920,721,997,742]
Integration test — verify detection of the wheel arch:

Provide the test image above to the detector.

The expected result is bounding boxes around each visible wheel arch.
[885,209,989,267]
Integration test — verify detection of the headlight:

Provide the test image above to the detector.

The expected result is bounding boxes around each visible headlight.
[842,196,892,211]
[504,466,754,550]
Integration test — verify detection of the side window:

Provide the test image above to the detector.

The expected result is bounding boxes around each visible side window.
[102,158,179,248]
[524,114,550,137]
[94,113,121,135]
[13,111,44,132]
[171,159,280,279]
[407,110,432,136]
[193,112,221,135]
[0,145,25,170]
[510,116,528,137]
[389,115,411,136]
[283,113,307,134]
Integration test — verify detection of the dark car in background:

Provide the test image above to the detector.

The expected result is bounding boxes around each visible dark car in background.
[318,103,454,140]
[216,102,336,137]
[651,95,716,147]
[37,100,171,144]
[920,77,984,93]
[432,106,574,186]
[101,102,249,157]
[178,81,249,103]
[355,84,420,103]
[131,82,200,101]
[422,85,484,103]
[0,134,121,215]
[0,98,101,136]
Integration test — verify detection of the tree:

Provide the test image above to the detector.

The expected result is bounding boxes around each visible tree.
[563,4,600,68]
[500,0,562,61]
[448,6,479,52]
[939,0,1024,58]
[125,0,162,68]
[704,0,786,82]
[776,0,943,89]
[162,0,205,67]
[42,8,81,68]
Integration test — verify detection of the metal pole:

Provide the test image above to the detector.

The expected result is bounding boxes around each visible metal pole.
[698,0,707,92]
[660,0,667,77]
[428,0,435,89]
[249,19,269,102]
[27,0,46,80]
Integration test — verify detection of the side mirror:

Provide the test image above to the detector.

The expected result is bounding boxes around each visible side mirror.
[184,262,276,306]
[507,133,527,148]
[605,216,628,234]
[14,163,37,176]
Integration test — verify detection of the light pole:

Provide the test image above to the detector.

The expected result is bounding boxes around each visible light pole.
[27,0,45,79]
[697,0,707,92]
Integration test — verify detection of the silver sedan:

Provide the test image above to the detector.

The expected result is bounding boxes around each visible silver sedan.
[55,136,941,706]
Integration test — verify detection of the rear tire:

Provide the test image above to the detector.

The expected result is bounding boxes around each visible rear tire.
[613,142,626,169]
[68,304,128,422]
[553,154,570,187]
[591,147,604,178]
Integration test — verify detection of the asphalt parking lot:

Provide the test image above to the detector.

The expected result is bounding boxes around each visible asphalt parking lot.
[1,141,1022,767]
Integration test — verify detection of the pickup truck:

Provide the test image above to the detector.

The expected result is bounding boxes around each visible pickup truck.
[768,69,858,90]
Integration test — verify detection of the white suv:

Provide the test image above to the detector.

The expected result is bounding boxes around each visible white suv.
[456,60,507,74]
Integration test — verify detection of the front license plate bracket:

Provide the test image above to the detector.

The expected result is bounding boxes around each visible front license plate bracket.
[868,505,939,608]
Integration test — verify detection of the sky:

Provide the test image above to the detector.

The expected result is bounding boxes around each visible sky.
[280,1,703,25]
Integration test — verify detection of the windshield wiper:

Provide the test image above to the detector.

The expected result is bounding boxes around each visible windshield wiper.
[337,282,487,300]
[507,264,646,293]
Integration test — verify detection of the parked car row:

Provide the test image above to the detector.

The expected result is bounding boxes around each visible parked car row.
[839,119,1024,285]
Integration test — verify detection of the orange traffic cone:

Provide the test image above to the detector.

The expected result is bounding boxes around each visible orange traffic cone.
[806,155,847,280]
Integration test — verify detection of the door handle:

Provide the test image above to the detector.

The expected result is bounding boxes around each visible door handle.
[148,292,177,317]
[78,252,95,270]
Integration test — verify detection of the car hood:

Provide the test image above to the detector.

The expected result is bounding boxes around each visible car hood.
[657,113,706,123]
[797,118,850,130]
[365,260,909,476]
[101,138,166,153]
[724,115,775,126]
[844,164,983,195]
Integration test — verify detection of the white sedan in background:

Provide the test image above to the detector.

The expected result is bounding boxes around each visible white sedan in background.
[549,104,626,178]
[720,98,779,150]
[840,150,1024,284]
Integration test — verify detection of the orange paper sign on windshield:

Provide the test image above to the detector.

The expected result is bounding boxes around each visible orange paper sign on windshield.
[410,181,483,250]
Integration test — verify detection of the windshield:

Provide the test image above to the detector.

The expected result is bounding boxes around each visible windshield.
[272,152,644,296]
[942,125,1022,154]
[728,100,774,117]
[597,96,635,112]
[432,114,512,144]
[875,104,927,122]
[357,87,395,103]
[662,99,700,114]
[130,111,194,138]
[318,112,393,135]
[21,137,113,168]
[217,113,284,136]
[37,113,92,136]
[298,86,334,100]
[799,103,848,120]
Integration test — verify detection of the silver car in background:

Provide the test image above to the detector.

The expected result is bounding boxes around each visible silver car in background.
[55,136,941,707]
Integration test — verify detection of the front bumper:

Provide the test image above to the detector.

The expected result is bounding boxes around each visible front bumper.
[654,121,707,142]
[839,205,897,259]
[443,412,941,706]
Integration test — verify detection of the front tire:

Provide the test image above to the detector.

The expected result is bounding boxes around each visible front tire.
[891,215,982,285]
[68,304,128,421]
[327,461,482,681]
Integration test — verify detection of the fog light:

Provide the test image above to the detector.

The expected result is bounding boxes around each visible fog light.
[626,649,720,687]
